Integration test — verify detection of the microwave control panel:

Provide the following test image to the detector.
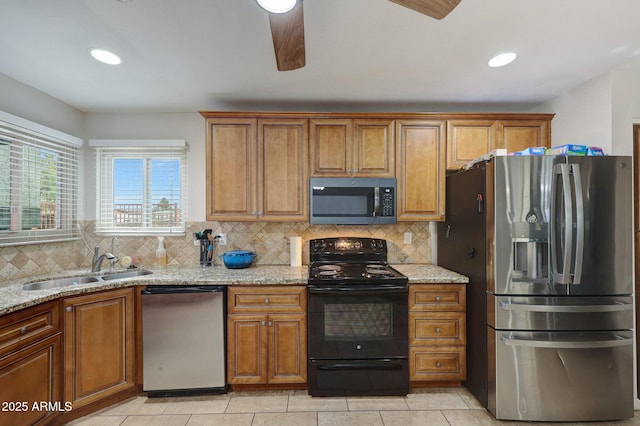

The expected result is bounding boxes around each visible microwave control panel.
[381,187,394,216]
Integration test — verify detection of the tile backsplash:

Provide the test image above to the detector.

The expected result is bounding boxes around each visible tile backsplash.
[0,221,434,282]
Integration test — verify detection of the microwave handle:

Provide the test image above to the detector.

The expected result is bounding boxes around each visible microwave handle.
[373,187,380,217]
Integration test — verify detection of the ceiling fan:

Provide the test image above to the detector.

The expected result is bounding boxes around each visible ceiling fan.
[256,0,462,71]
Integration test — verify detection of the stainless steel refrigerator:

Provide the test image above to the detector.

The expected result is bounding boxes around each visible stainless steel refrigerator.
[437,155,634,422]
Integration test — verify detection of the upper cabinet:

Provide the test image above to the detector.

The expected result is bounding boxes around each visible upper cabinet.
[446,119,498,170]
[309,119,395,177]
[201,112,553,222]
[496,119,551,153]
[205,117,308,221]
[396,120,446,221]
[446,115,553,171]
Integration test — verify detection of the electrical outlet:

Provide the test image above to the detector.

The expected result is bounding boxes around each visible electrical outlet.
[404,232,413,245]
[216,233,227,246]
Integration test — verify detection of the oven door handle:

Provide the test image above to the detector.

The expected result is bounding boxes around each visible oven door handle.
[308,284,408,294]
[317,361,404,371]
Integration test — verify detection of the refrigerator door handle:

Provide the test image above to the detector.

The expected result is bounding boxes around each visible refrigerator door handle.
[551,163,574,284]
[571,163,584,284]
[499,300,633,313]
[501,335,632,349]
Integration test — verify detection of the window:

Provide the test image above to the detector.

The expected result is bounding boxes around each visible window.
[92,140,187,235]
[0,111,80,246]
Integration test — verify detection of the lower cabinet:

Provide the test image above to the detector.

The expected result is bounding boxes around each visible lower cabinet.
[409,284,467,383]
[62,288,136,409]
[0,301,62,426]
[227,286,307,386]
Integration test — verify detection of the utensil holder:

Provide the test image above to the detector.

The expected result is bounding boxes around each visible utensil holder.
[200,238,212,267]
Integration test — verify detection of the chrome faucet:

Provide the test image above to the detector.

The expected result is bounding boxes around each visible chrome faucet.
[92,246,117,272]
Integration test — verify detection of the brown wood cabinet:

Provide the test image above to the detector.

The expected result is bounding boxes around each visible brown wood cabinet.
[497,119,551,153]
[201,111,553,222]
[309,118,395,177]
[227,286,306,386]
[446,116,553,170]
[62,288,136,410]
[205,117,308,221]
[409,284,466,384]
[396,120,446,221]
[0,301,62,426]
[446,119,498,170]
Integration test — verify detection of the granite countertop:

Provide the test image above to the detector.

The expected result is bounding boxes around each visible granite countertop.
[0,263,467,316]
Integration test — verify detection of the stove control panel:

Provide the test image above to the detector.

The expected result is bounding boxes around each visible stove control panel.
[309,237,388,258]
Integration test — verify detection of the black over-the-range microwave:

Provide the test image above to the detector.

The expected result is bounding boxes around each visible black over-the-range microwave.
[309,177,397,225]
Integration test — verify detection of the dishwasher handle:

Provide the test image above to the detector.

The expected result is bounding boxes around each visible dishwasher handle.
[142,285,226,294]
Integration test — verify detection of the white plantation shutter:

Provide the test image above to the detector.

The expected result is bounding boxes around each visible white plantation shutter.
[91,140,187,235]
[0,111,80,246]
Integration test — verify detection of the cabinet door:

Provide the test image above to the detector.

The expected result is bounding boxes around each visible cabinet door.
[63,288,135,409]
[446,120,497,170]
[0,334,62,426]
[258,119,309,220]
[353,119,395,177]
[497,119,550,152]
[268,313,306,384]
[309,119,353,176]
[227,314,267,384]
[206,118,257,220]
[396,120,446,221]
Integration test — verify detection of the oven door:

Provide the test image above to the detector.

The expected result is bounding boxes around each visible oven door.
[308,284,408,360]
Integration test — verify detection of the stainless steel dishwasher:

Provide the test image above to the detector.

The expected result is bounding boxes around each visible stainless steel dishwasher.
[142,285,227,396]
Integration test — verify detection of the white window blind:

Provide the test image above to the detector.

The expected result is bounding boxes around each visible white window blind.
[0,112,80,246]
[91,140,187,235]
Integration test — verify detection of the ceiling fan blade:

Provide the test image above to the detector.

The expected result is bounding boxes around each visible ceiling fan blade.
[388,0,461,20]
[267,2,306,71]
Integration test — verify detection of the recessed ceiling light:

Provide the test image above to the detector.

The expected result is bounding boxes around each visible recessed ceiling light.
[256,0,297,14]
[89,48,122,65]
[488,52,517,68]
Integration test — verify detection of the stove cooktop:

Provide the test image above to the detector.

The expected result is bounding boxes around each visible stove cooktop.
[308,237,408,285]
[308,263,409,286]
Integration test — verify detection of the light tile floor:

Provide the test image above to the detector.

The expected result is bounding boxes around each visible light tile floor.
[69,388,640,426]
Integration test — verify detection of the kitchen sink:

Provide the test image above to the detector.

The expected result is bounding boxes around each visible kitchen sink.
[100,270,153,281]
[22,270,153,290]
[22,276,101,291]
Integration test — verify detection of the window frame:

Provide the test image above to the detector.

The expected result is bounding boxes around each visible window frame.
[0,111,81,247]
[91,140,187,236]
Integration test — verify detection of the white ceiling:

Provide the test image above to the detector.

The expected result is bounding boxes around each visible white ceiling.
[1,0,640,113]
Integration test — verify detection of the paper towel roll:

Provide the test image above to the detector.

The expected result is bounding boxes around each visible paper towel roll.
[290,236,302,267]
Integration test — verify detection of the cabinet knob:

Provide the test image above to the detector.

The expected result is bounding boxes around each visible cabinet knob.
[268,321,273,326]
[435,296,441,302]
[436,361,442,368]
[66,306,73,313]
[20,326,28,335]
[435,327,441,334]
[261,320,266,326]
[265,298,270,304]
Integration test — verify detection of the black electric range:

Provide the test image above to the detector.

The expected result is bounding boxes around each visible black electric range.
[307,237,409,397]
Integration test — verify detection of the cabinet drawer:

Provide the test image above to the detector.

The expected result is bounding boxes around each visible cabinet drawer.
[409,284,465,311]
[229,286,306,313]
[0,301,60,359]
[410,312,466,346]
[410,346,466,381]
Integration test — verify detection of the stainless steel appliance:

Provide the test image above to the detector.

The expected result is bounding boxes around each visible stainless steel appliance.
[309,177,397,224]
[307,237,409,396]
[438,155,634,422]
[142,285,227,397]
